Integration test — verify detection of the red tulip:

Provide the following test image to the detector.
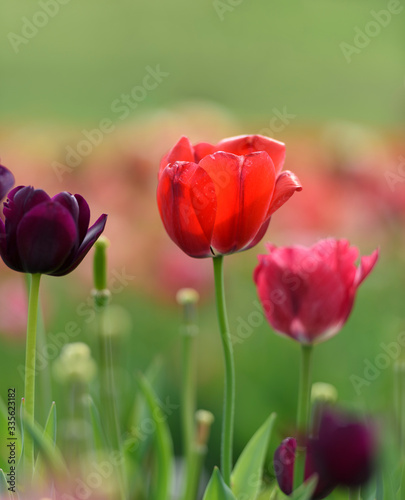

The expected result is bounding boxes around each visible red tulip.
[254,239,378,343]
[157,135,302,258]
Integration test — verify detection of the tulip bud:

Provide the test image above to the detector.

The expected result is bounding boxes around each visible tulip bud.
[311,382,338,405]
[195,409,215,450]
[176,288,199,331]
[93,236,110,291]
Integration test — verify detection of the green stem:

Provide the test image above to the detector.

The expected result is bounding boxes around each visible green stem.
[348,487,361,500]
[97,304,126,500]
[213,256,235,486]
[181,330,195,493]
[293,344,313,491]
[23,273,41,474]
[183,445,206,500]
[98,308,121,451]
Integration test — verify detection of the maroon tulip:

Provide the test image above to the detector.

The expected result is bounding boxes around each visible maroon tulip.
[0,164,15,200]
[274,410,376,497]
[273,437,335,499]
[0,186,107,275]
[254,239,378,343]
[311,409,376,487]
[157,135,302,258]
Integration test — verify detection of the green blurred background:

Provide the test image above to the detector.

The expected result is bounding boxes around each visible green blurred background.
[0,1,404,496]
[1,0,404,125]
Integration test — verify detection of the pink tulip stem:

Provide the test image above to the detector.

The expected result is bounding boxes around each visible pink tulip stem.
[213,255,235,486]
[293,343,313,491]
[23,273,42,476]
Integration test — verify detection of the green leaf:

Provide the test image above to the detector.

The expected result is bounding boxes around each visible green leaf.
[84,395,108,453]
[34,402,57,478]
[203,467,237,500]
[22,412,68,485]
[0,468,13,499]
[137,374,174,500]
[290,475,318,500]
[397,461,405,499]
[231,413,276,500]
[43,401,57,444]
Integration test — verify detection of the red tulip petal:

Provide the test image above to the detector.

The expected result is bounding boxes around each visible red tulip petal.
[199,151,275,254]
[193,142,216,162]
[243,217,271,251]
[267,171,302,217]
[355,248,379,287]
[17,201,78,274]
[216,134,286,174]
[159,136,194,177]
[157,161,216,258]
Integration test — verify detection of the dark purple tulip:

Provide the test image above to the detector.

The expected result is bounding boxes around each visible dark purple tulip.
[0,164,15,200]
[0,186,107,276]
[311,409,376,488]
[273,437,335,499]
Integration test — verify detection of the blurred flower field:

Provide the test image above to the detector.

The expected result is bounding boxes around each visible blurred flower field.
[0,104,404,498]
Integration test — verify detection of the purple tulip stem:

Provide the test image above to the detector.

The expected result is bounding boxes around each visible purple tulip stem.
[23,273,42,476]
[213,255,235,486]
[293,343,313,491]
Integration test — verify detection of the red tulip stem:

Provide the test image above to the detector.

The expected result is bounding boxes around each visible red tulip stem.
[23,273,42,477]
[213,255,235,486]
[293,343,313,491]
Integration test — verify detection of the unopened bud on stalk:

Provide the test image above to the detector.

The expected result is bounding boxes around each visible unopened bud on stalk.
[195,409,214,450]
[311,382,338,405]
[176,288,200,328]
[93,236,111,309]
[53,342,97,384]
[311,382,338,435]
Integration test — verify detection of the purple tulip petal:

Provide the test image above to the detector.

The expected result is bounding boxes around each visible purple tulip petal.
[52,192,79,225]
[50,213,107,276]
[74,194,91,244]
[16,201,78,274]
[0,165,15,201]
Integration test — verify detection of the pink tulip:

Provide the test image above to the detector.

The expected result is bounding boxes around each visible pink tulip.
[254,239,378,344]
